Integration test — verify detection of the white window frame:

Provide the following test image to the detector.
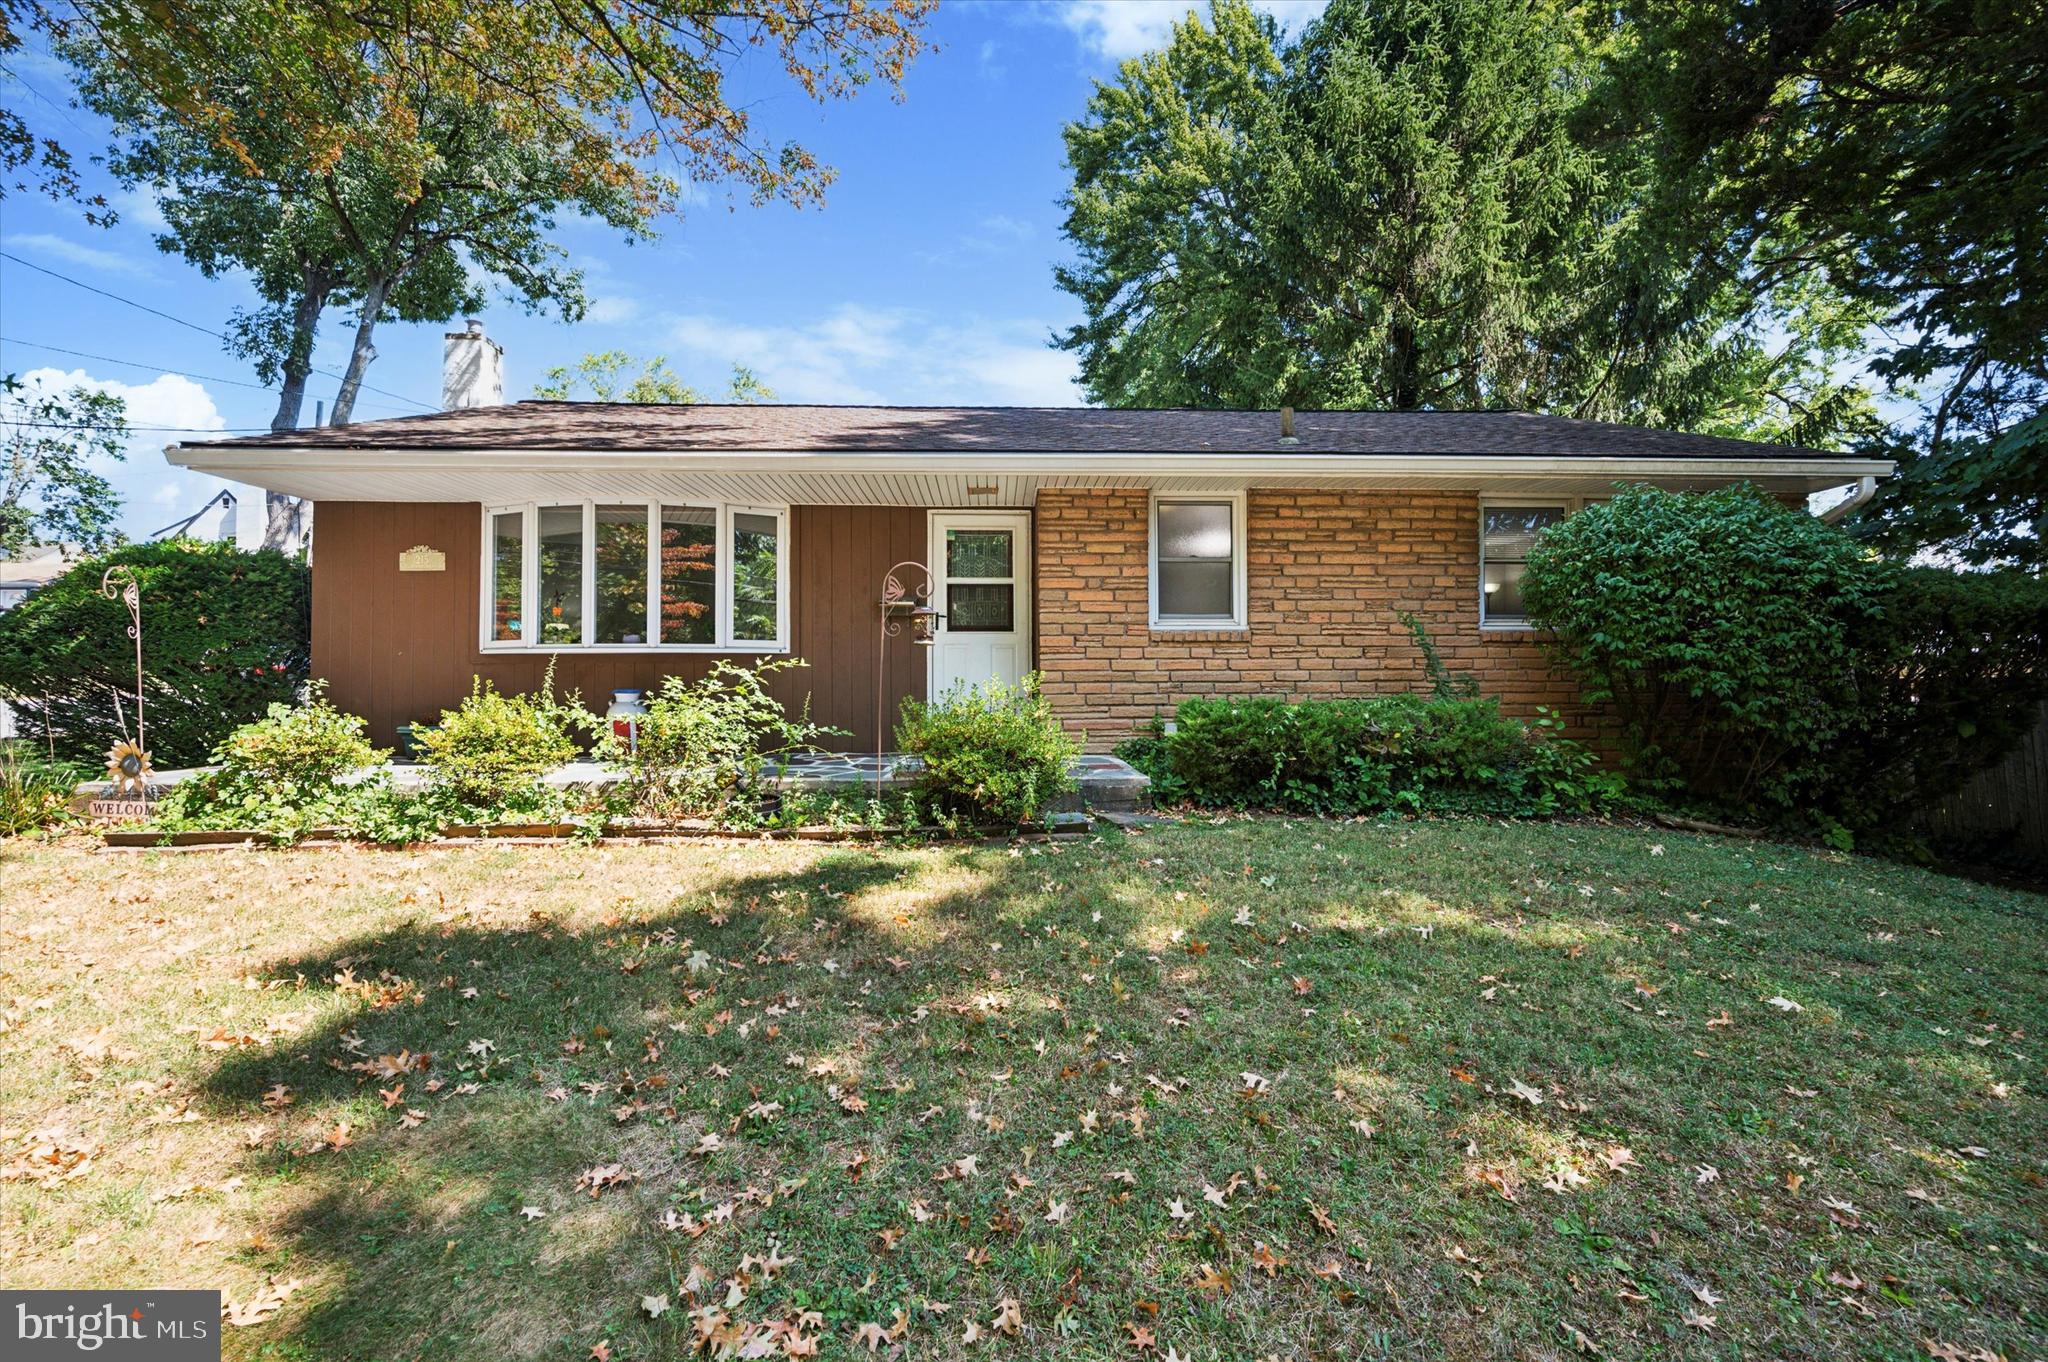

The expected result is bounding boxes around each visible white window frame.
[478,500,789,653]
[1149,491,1248,631]
[1478,496,1596,631]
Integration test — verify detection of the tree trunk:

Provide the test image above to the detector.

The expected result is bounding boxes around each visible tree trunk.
[268,269,332,434]
[328,275,391,427]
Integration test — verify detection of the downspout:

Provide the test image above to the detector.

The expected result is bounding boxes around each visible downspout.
[1819,475,1878,524]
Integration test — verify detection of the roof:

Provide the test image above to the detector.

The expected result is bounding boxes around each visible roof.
[180,402,1864,461]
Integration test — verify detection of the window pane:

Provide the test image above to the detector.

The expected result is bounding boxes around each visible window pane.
[1159,559,1233,619]
[946,529,1012,578]
[659,506,716,645]
[593,504,648,644]
[1482,506,1564,559]
[490,511,523,641]
[1484,560,1531,621]
[947,582,1014,632]
[732,511,780,643]
[538,505,583,645]
[1158,502,1232,559]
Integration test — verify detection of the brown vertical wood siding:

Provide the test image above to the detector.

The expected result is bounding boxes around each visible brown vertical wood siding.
[311,503,927,750]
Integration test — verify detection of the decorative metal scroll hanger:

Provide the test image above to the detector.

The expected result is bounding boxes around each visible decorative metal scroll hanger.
[100,564,153,797]
[877,561,943,801]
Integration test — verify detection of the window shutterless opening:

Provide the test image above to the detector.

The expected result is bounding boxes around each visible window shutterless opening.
[1149,492,1246,629]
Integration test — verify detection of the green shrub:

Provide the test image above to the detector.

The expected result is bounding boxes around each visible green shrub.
[145,685,389,841]
[1829,567,2048,829]
[1520,485,1883,810]
[1522,486,2048,841]
[896,674,1081,826]
[415,661,597,810]
[0,541,309,768]
[614,659,840,820]
[0,743,85,837]
[1159,693,1616,816]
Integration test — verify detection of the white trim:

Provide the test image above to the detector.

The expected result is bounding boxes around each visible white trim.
[1149,491,1248,631]
[477,498,790,654]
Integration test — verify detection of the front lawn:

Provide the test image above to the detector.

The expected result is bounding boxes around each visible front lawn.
[2,820,2042,1359]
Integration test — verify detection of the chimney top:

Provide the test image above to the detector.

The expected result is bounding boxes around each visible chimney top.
[1278,405,1298,443]
[441,320,505,410]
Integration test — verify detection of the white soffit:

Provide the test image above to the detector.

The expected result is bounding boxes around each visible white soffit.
[165,446,1894,505]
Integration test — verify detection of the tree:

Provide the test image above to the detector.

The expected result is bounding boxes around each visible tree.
[533,353,777,404]
[1055,0,1880,442]
[0,373,126,557]
[1607,0,2048,567]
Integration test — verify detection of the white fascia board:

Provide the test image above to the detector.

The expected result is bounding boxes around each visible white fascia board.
[167,444,1896,482]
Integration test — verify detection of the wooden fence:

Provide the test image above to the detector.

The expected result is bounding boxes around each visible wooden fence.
[1921,703,2048,859]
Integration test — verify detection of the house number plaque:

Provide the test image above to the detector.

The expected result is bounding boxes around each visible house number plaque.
[398,545,447,572]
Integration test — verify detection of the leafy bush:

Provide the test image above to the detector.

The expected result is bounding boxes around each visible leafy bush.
[0,541,309,768]
[1523,486,2048,841]
[896,674,1081,825]
[1520,485,1882,810]
[612,659,839,820]
[1154,693,1617,816]
[0,744,85,837]
[1828,566,2048,829]
[415,661,597,811]
[145,686,390,841]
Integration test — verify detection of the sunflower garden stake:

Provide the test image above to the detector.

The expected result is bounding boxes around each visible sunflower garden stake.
[100,564,152,800]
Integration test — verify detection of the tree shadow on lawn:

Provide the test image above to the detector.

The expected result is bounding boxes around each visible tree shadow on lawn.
[183,828,2047,1361]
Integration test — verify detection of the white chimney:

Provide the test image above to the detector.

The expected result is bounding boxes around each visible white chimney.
[441,319,504,410]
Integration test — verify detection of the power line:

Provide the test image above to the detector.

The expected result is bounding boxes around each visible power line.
[0,250,438,412]
[4,419,274,433]
[0,334,421,417]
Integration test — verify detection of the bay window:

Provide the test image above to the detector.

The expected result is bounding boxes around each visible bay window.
[482,501,787,651]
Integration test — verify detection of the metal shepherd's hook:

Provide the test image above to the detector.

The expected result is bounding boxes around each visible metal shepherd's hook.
[100,565,144,757]
[876,561,942,804]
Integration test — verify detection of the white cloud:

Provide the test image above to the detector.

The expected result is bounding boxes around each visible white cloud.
[585,295,643,326]
[662,305,1081,407]
[7,232,156,278]
[9,368,234,536]
[1052,0,1326,61]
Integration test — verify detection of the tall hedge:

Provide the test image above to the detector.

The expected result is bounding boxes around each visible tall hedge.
[0,541,310,768]
[1522,485,2048,834]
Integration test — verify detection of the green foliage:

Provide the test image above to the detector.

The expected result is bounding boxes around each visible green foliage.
[0,540,309,768]
[1828,568,2048,833]
[208,682,384,782]
[1153,694,1618,817]
[1523,487,2048,840]
[532,353,778,406]
[612,659,839,820]
[414,661,597,810]
[1,374,128,555]
[0,744,85,838]
[1054,0,1875,441]
[1521,486,1883,809]
[895,675,1081,826]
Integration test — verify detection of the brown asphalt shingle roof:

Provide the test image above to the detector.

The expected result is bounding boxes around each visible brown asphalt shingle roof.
[186,402,1854,459]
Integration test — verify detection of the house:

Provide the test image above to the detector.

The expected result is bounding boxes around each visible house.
[166,325,1892,752]
[151,487,240,543]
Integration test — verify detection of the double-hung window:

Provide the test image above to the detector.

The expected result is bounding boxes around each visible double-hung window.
[1479,503,1567,628]
[1150,493,1246,629]
[483,501,787,651]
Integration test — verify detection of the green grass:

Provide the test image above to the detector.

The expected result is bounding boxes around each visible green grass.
[2,818,2043,1359]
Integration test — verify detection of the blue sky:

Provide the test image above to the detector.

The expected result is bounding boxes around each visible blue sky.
[0,2,1327,541]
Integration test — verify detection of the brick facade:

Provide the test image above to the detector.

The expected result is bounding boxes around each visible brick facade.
[1033,488,1585,750]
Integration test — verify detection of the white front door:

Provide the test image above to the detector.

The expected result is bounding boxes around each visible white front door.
[928,511,1031,700]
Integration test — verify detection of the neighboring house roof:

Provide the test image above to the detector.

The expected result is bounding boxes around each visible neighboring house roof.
[150,487,238,541]
[185,402,1869,461]
[0,543,80,593]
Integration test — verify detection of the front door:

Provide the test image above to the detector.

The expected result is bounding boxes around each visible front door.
[928,511,1031,700]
